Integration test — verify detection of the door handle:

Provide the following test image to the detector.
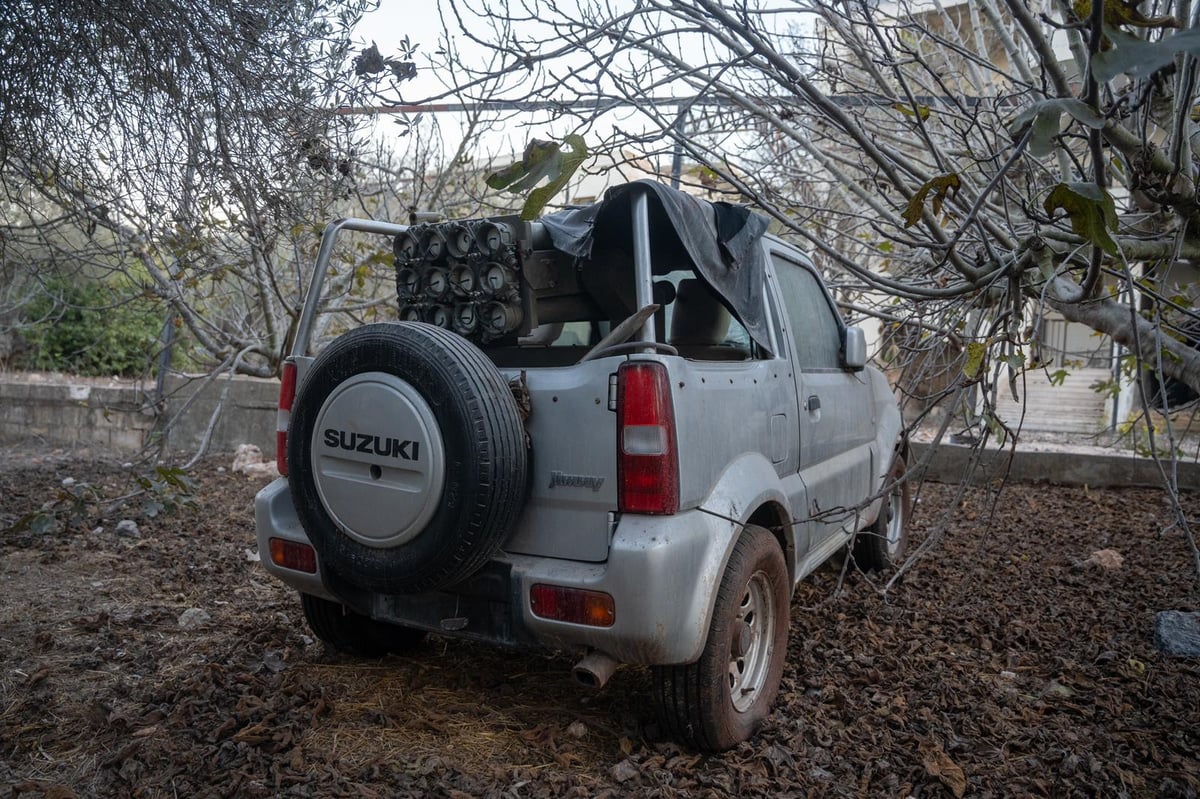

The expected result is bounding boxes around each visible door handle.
[806,395,821,412]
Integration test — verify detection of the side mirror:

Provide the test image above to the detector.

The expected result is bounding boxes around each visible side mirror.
[843,326,867,371]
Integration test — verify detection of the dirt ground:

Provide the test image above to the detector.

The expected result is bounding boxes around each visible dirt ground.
[1,450,1198,798]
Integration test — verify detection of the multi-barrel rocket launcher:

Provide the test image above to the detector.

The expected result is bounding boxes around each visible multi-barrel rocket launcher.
[393,217,586,344]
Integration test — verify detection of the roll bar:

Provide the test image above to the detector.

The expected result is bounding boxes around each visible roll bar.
[292,218,410,359]
[291,198,659,359]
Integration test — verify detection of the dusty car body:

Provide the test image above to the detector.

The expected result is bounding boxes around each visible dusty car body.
[255,180,908,750]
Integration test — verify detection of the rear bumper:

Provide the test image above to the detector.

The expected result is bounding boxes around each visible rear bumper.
[254,478,738,664]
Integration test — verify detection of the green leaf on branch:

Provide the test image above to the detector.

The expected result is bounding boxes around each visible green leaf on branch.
[1093,26,1200,82]
[963,341,987,379]
[902,173,960,228]
[892,102,931,121]
[1073,0,1178,29]
[1043,183,1119,256]
[5,511,58,536]
[983,407,1005,441]
[1009,99,1107,157]
[486,135,589,220]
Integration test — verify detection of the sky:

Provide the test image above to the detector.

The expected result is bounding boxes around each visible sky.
[345,0,803,197]
[355,1,451,101]
[348,1,575,163]
[348,0,700,166]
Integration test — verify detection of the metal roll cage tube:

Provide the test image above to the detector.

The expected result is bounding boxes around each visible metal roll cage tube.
[631,191,658,349]
[292,193,661,360]
[292,218,410,359]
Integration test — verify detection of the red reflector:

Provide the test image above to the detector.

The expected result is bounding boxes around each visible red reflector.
[276,361,297,476]
[279,361,297,411]
[530,584,615,627]
[275,430,289,476]
[617,362,679,515]
[269,537,316,573]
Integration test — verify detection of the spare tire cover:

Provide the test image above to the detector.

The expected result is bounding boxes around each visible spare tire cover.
[287,322,528,594]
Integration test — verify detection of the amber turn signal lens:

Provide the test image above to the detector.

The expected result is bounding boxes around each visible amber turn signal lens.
[269,537,317,574]
[529,584,615,627]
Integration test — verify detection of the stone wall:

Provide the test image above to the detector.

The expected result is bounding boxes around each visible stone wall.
[0,375,157,452]
[0,372,278,458]
[1,371,1197,491]
[159,373,278,457]
[909,442,1200,491]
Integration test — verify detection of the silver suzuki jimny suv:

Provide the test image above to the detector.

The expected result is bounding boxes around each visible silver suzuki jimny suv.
[255,180,908,751]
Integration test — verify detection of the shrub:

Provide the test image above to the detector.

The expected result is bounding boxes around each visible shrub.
[19,279,162,377]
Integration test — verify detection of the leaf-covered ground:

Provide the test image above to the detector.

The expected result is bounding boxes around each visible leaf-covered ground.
[1,453,1197,798]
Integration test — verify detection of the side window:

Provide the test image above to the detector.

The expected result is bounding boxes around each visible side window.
[772,258,841,369]
[661,270,755,359]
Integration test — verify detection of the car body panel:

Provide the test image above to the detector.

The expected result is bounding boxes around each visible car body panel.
[254,187,903,668]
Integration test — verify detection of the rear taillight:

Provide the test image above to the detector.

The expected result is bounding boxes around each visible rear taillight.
[617,361,679,515]
[276,360,297,476]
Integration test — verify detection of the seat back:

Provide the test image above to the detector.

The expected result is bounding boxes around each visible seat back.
[670,279,747,360]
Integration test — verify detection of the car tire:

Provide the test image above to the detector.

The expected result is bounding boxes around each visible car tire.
[652,525,789,752]
[853,454,911,571]
[287,322,528,594]
[300,593,426,656]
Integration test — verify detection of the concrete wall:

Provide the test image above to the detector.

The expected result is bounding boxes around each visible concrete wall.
[910,442,1200,491]
[0,372,278,458]
[159,374,278,457]
[1,372,1197,490]
[0,376,157,452]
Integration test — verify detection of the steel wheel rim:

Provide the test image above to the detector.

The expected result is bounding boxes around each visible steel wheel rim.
[728,571,776,714]
[885,484,905,556]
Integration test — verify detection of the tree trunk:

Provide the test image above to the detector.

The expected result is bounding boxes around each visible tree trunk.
[1047,277,1200,398]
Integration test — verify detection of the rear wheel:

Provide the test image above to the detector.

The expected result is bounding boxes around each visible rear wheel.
[853,454,910,571]
[300,593,426,657]
[652,525,789,752]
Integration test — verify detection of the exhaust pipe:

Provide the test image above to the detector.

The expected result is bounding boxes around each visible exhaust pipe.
[572,651,619,689]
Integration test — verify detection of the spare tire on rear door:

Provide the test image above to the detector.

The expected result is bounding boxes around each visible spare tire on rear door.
[287,322,528,594]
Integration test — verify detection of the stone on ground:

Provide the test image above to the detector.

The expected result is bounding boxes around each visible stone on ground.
[1154,610,1200,657]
